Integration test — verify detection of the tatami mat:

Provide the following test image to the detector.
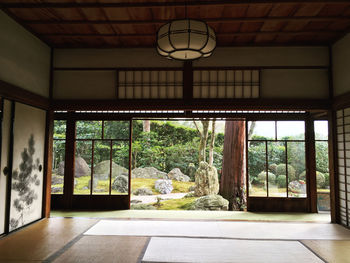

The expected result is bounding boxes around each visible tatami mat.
[142,237,323,263]
[52,236,148,263]
[84,220,350,240]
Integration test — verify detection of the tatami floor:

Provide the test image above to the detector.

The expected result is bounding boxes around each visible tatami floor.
[0,214,349,263]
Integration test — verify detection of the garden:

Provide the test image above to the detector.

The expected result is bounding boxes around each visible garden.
[51,119,330,211]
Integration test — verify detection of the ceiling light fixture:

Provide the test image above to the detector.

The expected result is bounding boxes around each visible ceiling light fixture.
[156,2,216,61]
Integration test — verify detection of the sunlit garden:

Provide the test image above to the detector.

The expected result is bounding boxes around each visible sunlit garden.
[51,119,330,211]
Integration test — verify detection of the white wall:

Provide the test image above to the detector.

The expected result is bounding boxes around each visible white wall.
[0,11,50,98]
[333,33,350,97]
[54,46,329,100]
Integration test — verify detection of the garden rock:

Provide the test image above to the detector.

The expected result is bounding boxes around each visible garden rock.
[133,187,153,196]
[190,194,229,211]
[188,185,196,192]
[87,179,99,190]
[93,160,128,180]
[52,175,64,185]
[132,167,167,179]
[194,162,219,197]
[51,186,62,193]
[112,175,128,193]
[131,203,156,210]
[288,180,306,195]
[155,179,173,194]
[167,168,190,182]
[58,156,90,177]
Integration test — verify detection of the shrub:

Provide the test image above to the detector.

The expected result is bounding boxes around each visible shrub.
[299,171,327,188]
[324,173,330,188]
[269,163,278,174]
[276,164,296,180]
[257,171,276,184]
[316,171,325,188]
[276,175,287,188]
[299,171,306,181]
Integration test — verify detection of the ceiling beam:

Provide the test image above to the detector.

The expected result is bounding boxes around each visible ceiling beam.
[22,16,350,26]
[42,31,341,38]
[1,0,350,9]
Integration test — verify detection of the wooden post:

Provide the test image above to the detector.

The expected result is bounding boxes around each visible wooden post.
[328,110,339,223]
[63,115,76,209]
[306,116,317,213]
[183,61,193,101]
[42,110,54,218]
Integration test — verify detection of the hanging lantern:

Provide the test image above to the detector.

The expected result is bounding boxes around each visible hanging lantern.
[156,19,216,60]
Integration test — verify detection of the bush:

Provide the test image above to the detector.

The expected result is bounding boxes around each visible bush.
[324,173,330,188]
[316,171,325,188]
[276,175,287,188]
[276,164,296,180]
[269,163,278,174]
[299,171,327,188]
[257,171,276,184]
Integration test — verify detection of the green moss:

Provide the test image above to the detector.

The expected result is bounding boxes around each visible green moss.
[157,197,198,210]
[131,178,195,194]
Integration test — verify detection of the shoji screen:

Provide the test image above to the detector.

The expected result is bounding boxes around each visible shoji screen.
[336,108,350,227]
[9,103,46,232]
[193,69,260,99]
[117,70,183,99]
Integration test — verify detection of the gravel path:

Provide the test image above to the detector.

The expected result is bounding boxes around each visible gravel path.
[131,193,188,204]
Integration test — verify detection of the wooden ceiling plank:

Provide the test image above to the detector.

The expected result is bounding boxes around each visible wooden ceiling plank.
[21,16,350,25]
[2,1,350,9]
[40,30,342,38]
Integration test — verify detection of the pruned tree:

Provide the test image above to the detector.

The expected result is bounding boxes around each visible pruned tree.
[208,120,216,166]
[220,121,246,210]
[10,134,41,230]
[193,120,209,163]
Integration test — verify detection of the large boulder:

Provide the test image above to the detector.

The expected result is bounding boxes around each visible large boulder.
[52,174,64,185]
[190,195,229,211]
[132,167,167,179]
[167,168,190,182]
[288,180,306,195]
[112,175,128,193]
[51,186,63,193]
[155,179,173,194]
[58,156,91,177]
[87,178,99,190]
[94,160,128,180]
[194,162,219,197]
[133,187,153,196]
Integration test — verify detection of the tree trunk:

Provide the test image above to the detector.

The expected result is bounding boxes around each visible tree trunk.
[143,120,150,132]
[198,121,209,163]
[208,120,216,166]
[220,120,246,210]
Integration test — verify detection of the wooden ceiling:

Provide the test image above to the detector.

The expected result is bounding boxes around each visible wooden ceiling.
[1,0,350,48]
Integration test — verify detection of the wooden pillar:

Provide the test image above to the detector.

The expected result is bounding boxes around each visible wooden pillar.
[63,115,76,209]
[42,110,54,218]
[183,61,193,102]
[306,116,317,213]
[328,110,339,223]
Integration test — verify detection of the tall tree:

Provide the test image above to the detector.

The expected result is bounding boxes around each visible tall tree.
[143,120,150,132]
[208,120,216,166]
[220,121,246,210]
[193,120,209,163]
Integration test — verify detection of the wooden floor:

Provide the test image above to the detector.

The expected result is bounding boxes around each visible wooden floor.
[0,218,349,263]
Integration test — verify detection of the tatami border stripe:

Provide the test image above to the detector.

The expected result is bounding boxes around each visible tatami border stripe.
[43,220,101,263]
[137,237,151,263]
[299,240,329,263]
